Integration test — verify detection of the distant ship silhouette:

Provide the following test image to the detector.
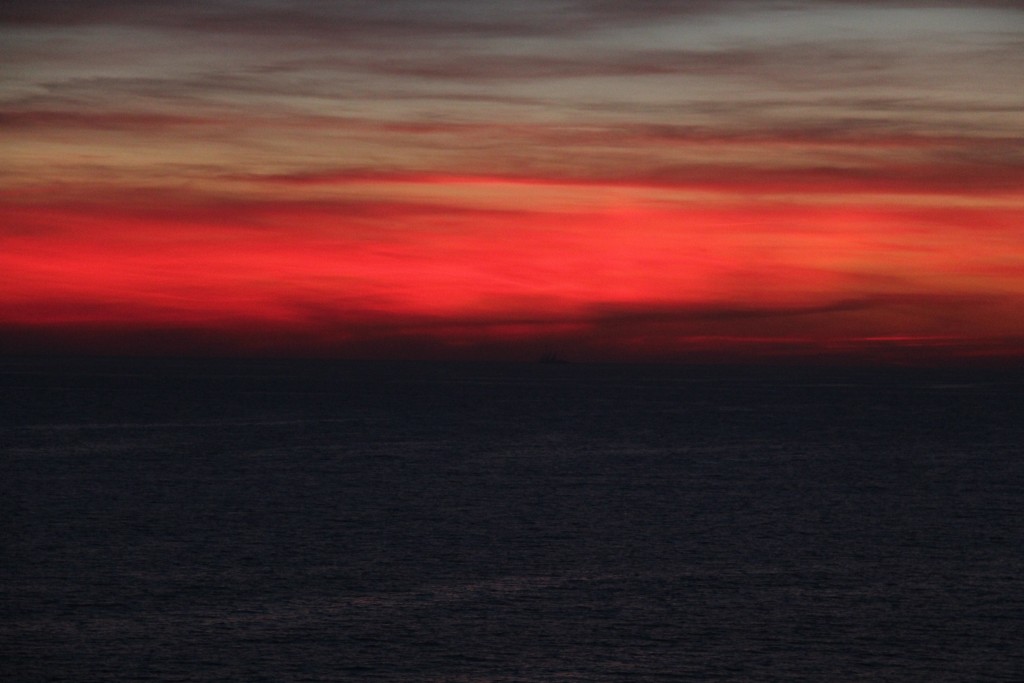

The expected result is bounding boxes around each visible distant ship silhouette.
[537,352,569,364]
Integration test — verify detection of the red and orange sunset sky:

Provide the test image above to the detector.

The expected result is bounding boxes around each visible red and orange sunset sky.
[2,1,1023,362]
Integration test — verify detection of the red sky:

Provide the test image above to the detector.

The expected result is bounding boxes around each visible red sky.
[2,1,1023,362]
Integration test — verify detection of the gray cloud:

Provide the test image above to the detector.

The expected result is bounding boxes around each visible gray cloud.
[4,1,1020,37]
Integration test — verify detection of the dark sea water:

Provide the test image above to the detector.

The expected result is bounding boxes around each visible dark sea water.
[2,357,1022,681]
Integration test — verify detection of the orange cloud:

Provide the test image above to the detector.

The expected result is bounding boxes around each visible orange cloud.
[2,175,1021,362]
[3,1,1022,363]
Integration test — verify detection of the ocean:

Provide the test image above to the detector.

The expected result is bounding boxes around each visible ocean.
[2,357,1022,681]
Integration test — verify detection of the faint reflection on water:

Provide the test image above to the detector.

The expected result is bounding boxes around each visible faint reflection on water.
[2,359,1022,681]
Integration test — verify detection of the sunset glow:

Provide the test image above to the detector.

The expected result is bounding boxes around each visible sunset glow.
[2,1,1022,362]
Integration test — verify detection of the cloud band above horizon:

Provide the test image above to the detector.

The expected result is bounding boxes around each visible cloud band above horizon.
[2,1,1023,361]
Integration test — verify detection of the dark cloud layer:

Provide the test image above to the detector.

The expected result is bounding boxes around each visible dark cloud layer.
[3,0,1022,36]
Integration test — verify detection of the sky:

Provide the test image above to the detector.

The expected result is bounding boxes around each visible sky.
[2,0,1023,363]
